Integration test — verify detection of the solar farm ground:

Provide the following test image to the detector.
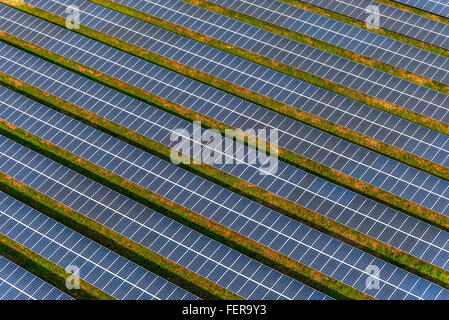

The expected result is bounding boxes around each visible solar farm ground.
[0,0,448,301]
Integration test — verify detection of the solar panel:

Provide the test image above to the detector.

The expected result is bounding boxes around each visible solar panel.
[3,10,449,220]
[23,0,449,130]
[203,0,449,85]
[2,4,449,178]
[9,2,449,174]
[0,256,72,300]
[0,191,200,300]
[3,33,449,269]
[1,142,330,300]
[1,0,448,301]
[1,88,448,299]
[394,0,449,18]
[300,0,449,49]
[4,14,449,259]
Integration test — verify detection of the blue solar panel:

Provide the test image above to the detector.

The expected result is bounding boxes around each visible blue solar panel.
[0,191,198,300]
[22,0,449,129]
[0,256,72,300]
[2,10,449,221]
[0,96,329,299]
[300,0,449,49]
[204,0,449,85]
[2,24,449,271]
[2,4,449,176]
[1,89,448,299]
[395,0,449,18]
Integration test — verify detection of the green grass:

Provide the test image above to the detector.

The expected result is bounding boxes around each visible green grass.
[0,232,114,300]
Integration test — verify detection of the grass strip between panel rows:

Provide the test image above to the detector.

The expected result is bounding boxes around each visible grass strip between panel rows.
[2,73,449,295]
[0,231,114,300]
[1,27,449,234]
[0,121,368,300]
[175,0,449,96]
[0,168,241,300]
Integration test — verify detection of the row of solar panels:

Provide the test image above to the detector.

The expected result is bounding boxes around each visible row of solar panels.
[0,0,448,299]
[3,2,449,221]
[4,0,448,258]
[204,0,449,84]
[0,255,72,300]
[11,0,449,183]
[2,77,447,298]
[73,0,449,173]
[33,0,449,126]
[2,36,449,273]
[395,0,449,18]
[300,0,449,48]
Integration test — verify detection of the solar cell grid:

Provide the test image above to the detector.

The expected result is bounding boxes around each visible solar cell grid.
[205,0,449,85]
[1,88,449,299]
[2,19,449,233]
[0,142,330,299]
[3,4,449,181]
[2,137,447,300]
[0,256,72,300]
[72,0,449,122]
[4,33,444,270]
[300,0,449,49]
[0,191,199,300]
[3,83,449,275]
[395,0,449,18]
